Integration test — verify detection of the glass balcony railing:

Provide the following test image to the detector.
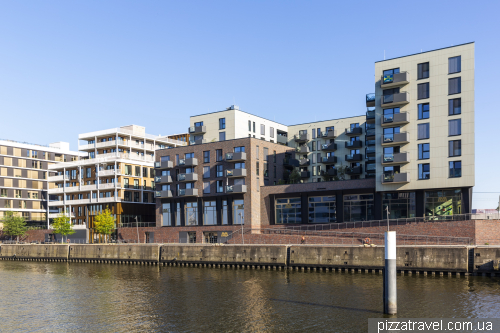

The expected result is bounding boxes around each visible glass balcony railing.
[155,191,161,197]
[383,114,394,123]
[226,170,234,176]
[366,164,376,171]
[179,189,186,195]
[366,110,375,119]
[383,134,394,143]
[366,139,376,146]
[366,93,375,103]
[383,172,395,182]
[366,147,375,154]
[366,129,376,136]
[383,94,394,104]
[226,185,234,193]
[178,174,186,181]
[383,154,394,163]
[179,159,186,165]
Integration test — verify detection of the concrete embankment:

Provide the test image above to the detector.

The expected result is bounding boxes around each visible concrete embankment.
[0,244,499,275]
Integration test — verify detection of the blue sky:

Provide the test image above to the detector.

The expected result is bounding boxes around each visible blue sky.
[0,1,499,209]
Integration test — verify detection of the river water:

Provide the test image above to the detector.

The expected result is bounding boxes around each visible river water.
[0,261,499,332]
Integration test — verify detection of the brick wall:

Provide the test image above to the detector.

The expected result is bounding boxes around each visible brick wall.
[474,220,500,245]
[0,229,51,243]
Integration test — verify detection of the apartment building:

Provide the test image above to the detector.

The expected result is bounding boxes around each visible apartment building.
[154,138,292,241]
[372,42,474,219]
[0,140,82,227]
[188,105,289,145]
[48,125,186,242]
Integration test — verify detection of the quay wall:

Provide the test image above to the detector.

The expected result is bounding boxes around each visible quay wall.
[69,244,160,262]
[0,244,69,260]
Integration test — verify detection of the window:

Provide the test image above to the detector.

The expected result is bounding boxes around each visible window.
[234,146,245,153]
[134,179,139,189]
[449,98,461,115]
[248,120,251,131]
[124,178,129,188]
[253,122,255,133]
[219,132,226,141]
[308,196,336,223]
[418,163,430,180]
[256,146,259,159]
[449,140,461,157]
[203,166,210,178]
[343,194,374,222]
[273,151,276,163]
[270,127,274,138]
[233,200,244,225]
[216,180,223,193]
[161,155,170,162]
[383,127,400,143]
[203,151,210,163]
[425,189,462,218]
[235,162,245,169]
[449,56,461,74]
[222,200,228,225]
[383,68,400,76]
[449,161,462,178]
[216,165,223,177]
[194,121,203,127]
[417,62,429,79]
[449,77,461,95]
[382,192,416,219]
[312,129,316,139]
[418,103,429,119]
[135,166,140,176]
[417,123,430,140]
[276,198,301,224]
[216,149,223,161]
[417,82,429,99]
[256,162,260,176]
[162,203,172,226]
[260,124,265,135]
[264,163,268,177]
[418,143,430,160]
[219,118,226,130]
[203,182,210,194]
[185,202,198,226]
[317,128,321,138]
[382,88,400,103]
[449,119,461,136]
[203,201,217,225]
[264,147,269,160]
[273,165,276,178]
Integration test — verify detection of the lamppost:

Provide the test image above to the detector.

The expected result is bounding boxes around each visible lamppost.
[135,216,139,243]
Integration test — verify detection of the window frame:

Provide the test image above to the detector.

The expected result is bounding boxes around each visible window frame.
[418,163,430,180]
[449,161,462,178]
[418,143,430,160]
[418,103,430,120]
[417,62,429,80]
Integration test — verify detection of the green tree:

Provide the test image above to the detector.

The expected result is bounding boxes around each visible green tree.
[2,211,28,243]
[289,168,301,184]
[94,209,116,243]
[277,179,285,185]
[333,162,348,181]
[52,214,75,243]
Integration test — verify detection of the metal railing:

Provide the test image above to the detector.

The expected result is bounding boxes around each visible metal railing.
[118,222,157,228]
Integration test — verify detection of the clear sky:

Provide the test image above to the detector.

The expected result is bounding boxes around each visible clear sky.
[1,0,499,209]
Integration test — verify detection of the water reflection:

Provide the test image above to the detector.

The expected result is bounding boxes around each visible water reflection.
[0,262,499,332]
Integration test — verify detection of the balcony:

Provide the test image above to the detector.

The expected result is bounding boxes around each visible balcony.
[225,152,246,162]
[365,128,376,138]
[177,173,198,182]
[179,158,198,167]
[300,171,310,178]
[381,71,410,89]
[365,163,376,173]
[179,188,198,197]
[345,154,362,162]
[155,161,173,169]
[155,190,173,198]
[48,188,64,194]
[283,158,299,169]
[296,145,310,154]
[381,92,410,107]
[382,152,410,165]
[155,175,173,184]
[99,183,119,190]
[277,134,288,145]
[345,127,362,136]
[365,147,376,155]
[299,158,310,166]
[48,213,75,219]
[366,110,376,124]
[78,143,95,150]
[320,156,337,164]
[322,130,338,139]
[321,143,337,151]
[382,172,410,184]
[381,132,410,146]
[345,141,362,149]
[366,93,375,107]
[48,175,69,182]
[294,133,310,143]
[226,169,247,178]
[188,126,206,135]
[98,169,121,177]
[381,112,410,127]
[321,168,337,177]
[226,184,247,194]
[189,138,206,145]
[346,165,362,175]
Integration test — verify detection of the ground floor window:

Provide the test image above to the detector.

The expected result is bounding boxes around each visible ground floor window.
[343,194,374,222]
[204,232,217,243]
[188,231,196,243]
[222,200,228,225]
[425,189,462,219]
[308,196,336,223]
[233,199,244,225]
[276,198,301,224]
[203,201,217,225]
[174,202,181,226]
[382,192,416,219]
[185,202,198,226]
[162,203,172,226]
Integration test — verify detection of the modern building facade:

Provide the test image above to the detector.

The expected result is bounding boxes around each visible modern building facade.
[0,140,82,228]
[47,125,186,242]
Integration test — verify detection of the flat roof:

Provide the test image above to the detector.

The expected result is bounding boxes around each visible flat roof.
[375,42,474,63]
[190,108,288,127]
[287,114,366,127]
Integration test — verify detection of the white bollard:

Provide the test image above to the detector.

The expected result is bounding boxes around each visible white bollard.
[383,231,397,315]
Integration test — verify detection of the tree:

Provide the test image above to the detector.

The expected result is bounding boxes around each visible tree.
[289,168,301,184]
[277,179,285,185]
[52,214,75,243]
[94,209,116,243]
[333,162,348,181]
[2,211,27,243]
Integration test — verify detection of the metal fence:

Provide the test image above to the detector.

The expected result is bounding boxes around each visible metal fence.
[117,222,157,228]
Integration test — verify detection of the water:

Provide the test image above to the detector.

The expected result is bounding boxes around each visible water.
[0,261,499,332]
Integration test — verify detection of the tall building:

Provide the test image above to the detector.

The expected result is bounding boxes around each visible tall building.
[0,140,82,228]
[47,125,186,242]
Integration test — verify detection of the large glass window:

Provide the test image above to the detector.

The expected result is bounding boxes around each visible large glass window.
[449,77,461,95]
[382,192,416,219]
[449,98,461,115]
[418,163,430,180]
[383,127,400,143]
[449,140,461,157]
[219,118,226,130]
[203,201,217,225]
[417,82,429,99]
[175,202,181,226]
[308,196,336,223]
[418,103,429,119]
[383,107,400,123]
[425,189,462,219]
[203,166,210,178]
[233,199,244,225]
[449,119,461,136]
[449,161,462,178]
[162,203,172,226]
[276,198,301,224]
[418,143,430,160]
[449,56,461,74]
[343,194,374,222]
[417,62,429,79]
[417,123,430,140]
[222,200,228,225]
[185,202,198,226]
